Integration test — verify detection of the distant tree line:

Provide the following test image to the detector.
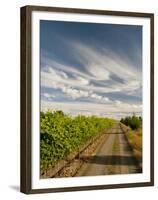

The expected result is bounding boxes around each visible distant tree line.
[120,114,142,130]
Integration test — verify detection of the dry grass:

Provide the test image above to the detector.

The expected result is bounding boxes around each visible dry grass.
[125,128,142,167]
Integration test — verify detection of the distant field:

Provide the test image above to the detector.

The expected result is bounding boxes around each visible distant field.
[40,111,117,174]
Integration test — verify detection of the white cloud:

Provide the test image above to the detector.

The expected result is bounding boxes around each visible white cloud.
[41,100,142,119]
[41,66,111,102]
[41,39,142,95]
[75,76,89,85]
[42,93,55,100]
[66,40,142,92]
[61,87,89,99]
[40,37,142,116]
[41,65,123,95]
[87,64,110,81]
[115,100,121,105]
[90,93,110,102]
[91,93,102,100]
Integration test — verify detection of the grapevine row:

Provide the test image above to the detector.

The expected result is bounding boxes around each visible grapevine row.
[40,110,116,173]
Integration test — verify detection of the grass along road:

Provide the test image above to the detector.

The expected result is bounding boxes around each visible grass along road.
[75,123,141,177]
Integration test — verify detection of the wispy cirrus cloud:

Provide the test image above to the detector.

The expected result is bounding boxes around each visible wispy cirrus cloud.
[40,20,142,118]
[41,41,142,100]
[41,65,110,102]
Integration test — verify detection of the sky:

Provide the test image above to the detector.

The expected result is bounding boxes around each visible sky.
[40,20,142,119]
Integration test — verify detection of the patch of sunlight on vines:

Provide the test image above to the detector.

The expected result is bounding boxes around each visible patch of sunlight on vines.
[40,110,116,172]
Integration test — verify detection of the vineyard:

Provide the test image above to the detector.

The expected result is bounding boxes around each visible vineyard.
[40,111,116,173]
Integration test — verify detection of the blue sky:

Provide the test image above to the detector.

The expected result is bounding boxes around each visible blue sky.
[40,20,142,119]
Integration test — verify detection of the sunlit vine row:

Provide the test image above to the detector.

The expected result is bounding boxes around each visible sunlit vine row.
[40,110,116,172]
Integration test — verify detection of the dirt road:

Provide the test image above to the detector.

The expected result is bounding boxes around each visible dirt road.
[75,123,141,177]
